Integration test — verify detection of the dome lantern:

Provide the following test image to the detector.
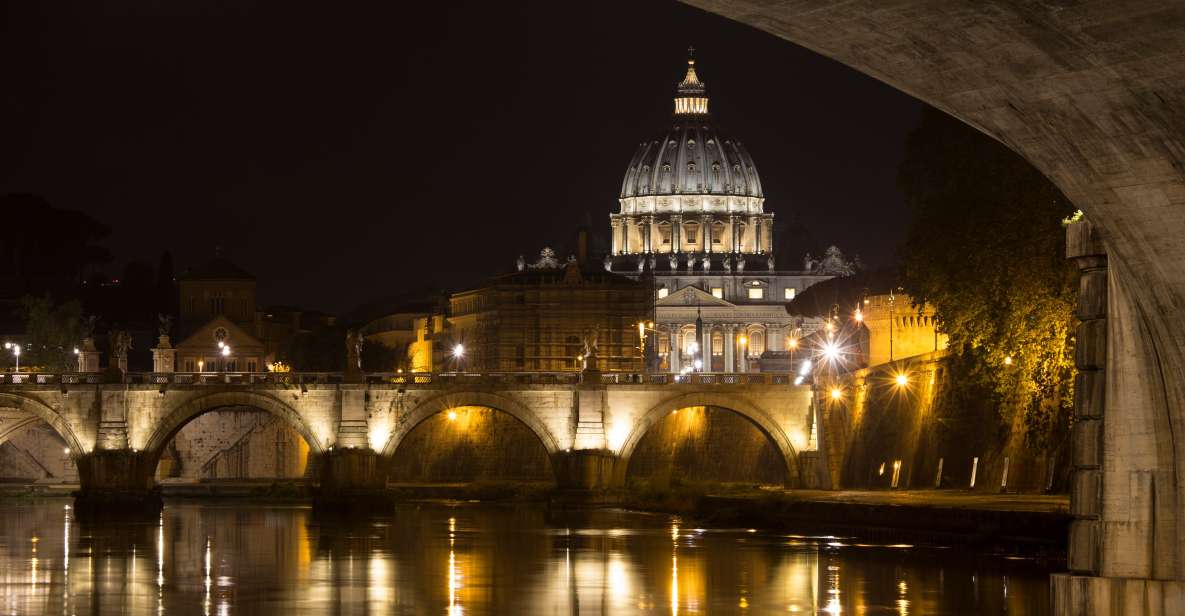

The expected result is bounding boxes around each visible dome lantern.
[674,47,708,116]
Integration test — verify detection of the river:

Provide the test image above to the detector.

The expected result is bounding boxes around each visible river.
[0,499,1055,614]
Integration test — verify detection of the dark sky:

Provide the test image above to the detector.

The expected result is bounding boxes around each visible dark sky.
[3,1,923,316]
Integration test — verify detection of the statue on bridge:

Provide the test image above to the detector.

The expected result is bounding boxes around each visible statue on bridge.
[345,329,364,382]
[581,328,600,373]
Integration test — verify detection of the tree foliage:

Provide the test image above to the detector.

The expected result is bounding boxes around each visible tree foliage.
[898,108,1077,452]
[15,296,83,372]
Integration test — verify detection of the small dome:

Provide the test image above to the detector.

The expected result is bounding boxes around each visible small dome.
[619,55,763,199]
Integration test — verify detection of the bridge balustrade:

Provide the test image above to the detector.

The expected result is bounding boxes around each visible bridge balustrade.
[0,371,797,387]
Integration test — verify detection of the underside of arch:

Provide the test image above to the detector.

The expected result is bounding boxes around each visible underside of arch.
[381,391,561,458]
[617,392,798,487]
[143,391,325,470]
[0,393,86,457]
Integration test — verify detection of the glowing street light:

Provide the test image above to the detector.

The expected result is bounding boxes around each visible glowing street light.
[447,410,458,421]
[452,344,464,358]
[854,309,864,323]
[830,387,843,400]
[1003,355,1013,366]
[821,340,841,363]
[4,342,21,372]
[895,373,909,387]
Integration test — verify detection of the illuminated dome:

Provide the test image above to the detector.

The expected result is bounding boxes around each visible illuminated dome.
[619,56,763,200]
[610,51,773,260]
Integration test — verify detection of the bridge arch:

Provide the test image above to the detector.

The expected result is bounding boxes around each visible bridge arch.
[0,392,86,457]
[142,391,327,471]
[615,392,799,487]
[381,391,561,458]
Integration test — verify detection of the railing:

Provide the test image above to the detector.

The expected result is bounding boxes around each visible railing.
[0,371,798,387]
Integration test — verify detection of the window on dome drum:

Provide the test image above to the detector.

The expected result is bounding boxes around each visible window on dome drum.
[748,288,765,300]
[657,288,669,299]
[711,287,723,299]
[785,288,796,300]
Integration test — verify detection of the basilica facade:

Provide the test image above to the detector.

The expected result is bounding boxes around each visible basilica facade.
[607,54,833,373]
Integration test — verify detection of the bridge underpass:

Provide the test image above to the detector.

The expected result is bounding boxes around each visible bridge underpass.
[682,1,1185,612]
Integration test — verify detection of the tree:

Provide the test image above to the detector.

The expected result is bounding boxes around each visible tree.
[897,108,1077,452]
[15,295,83,372]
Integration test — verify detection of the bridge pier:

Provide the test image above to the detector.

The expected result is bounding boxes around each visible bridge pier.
[73,450,161,512]
[314,448,390,507]
[553,449,619,491]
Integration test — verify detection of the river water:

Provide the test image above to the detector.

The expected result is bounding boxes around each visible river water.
[0,499,1055,615]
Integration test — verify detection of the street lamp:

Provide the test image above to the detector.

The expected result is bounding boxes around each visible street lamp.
[452,343,465,372]
[895,372,909,387]
[636,321,658,373]
[4,342,21,372]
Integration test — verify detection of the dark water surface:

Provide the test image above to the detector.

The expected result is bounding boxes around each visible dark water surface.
[0,499,1056,615]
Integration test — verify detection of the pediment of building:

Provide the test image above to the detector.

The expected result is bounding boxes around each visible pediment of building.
[657,285,735,307]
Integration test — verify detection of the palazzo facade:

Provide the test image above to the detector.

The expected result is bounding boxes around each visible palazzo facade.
[608,54,833,372]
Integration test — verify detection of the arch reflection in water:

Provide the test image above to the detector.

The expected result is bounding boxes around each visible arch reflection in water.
[0,501,1053,614]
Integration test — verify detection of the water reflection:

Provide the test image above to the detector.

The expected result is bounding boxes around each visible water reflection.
[0,499,1054,614]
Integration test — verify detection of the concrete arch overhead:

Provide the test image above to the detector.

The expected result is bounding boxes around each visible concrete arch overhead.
[0,393,86,457]
[141,391,327,469]
[0,415,43,446]
[381,391,562,458]
[616,392,799,487]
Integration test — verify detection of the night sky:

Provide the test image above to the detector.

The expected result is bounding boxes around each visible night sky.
[3,1,923,317]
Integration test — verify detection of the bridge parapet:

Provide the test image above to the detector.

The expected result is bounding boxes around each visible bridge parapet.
[0,371,794,387]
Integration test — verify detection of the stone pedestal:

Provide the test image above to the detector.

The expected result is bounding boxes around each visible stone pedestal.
[315,448,388,507]
[77,337,100,373]
[553,449,618,491]
[152,335,176,373]
[73,450,161,512]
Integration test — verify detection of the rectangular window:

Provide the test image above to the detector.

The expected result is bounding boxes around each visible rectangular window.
[657,288,669,299]
[247,359,257,372]
[785,287,796,300]
[748,288,765,300]
[711,287,723,299]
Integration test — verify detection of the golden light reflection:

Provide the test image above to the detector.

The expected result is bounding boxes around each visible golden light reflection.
[670,521,679,616]
[448,516,462,616]
[897,580,910,615]
[204,537,212,616]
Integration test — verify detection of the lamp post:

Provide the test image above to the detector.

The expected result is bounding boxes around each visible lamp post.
[4,342,21,373]
[636,321,658,373]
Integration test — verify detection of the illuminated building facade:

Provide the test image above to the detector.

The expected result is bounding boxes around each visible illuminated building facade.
[608,54,833,372]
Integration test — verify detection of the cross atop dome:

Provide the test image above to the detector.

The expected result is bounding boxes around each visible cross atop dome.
[674,47,708,115]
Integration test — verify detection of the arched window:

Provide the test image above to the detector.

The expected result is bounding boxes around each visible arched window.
[749,331,765,357]
[684,222,699,245]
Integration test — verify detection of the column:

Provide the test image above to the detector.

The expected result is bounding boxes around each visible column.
[730,216,741,253]
[610,218,621,255]
[738,327,748,373]
[750,215,761,253]
[764,215,774,255]
[642,215,653,253]
[767,324,784,352]
[724,325,735,373]
[700,326,709,371]
[701,215,713,253]
[623,216,634,253]
[668,324,681,373]
[671,215,682,253]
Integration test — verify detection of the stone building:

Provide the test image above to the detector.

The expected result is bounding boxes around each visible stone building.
[607,54,834,372]
[175,256,268,372]
[859,293,947,367]
[447,251,649,372]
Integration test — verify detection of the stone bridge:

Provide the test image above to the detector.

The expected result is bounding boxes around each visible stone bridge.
[0,370,814,498]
